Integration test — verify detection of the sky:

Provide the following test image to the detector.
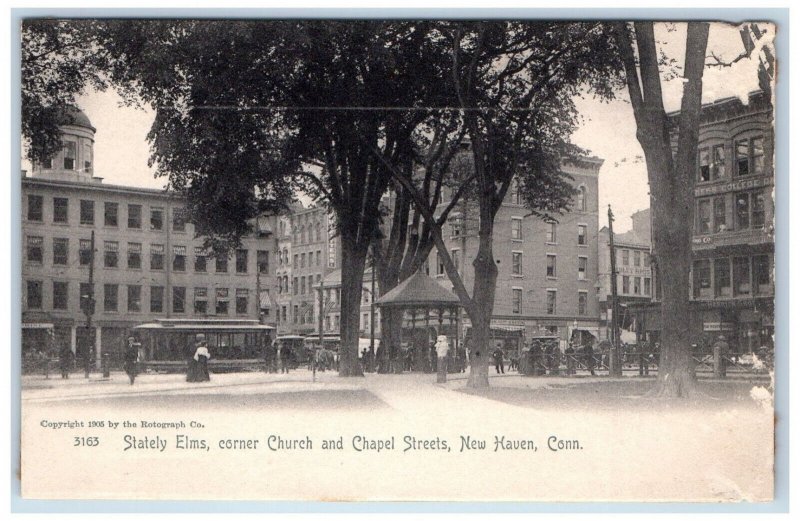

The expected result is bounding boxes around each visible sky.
[23,21,771,234]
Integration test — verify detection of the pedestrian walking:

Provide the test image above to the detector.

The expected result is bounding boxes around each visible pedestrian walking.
[187,333,211,382]
[638,341,650,376]
[435,336,449,383]
[123,336,139,385]
[493,347,505,374]
[264,338,277,373]
[713,335,730,378]
[280,342,292,373]
[59,343,72,379]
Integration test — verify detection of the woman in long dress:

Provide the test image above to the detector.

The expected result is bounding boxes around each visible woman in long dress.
[187,333,210,382]
[195,341,211,382]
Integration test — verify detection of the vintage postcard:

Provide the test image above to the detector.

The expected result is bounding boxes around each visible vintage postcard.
[17,16,778,504]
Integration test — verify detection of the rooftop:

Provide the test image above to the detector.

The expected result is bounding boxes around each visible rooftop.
[375,270,461,308]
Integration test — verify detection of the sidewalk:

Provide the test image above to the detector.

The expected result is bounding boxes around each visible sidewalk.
[21,369,359,403]
[21,366,770,406]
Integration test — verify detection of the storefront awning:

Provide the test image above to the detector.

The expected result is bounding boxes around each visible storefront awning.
[491,325,526,332]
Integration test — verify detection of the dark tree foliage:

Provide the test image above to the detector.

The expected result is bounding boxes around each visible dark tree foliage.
[21,19,112,163]
[384,21,623,388]
[99,20,456,376]
[22,20,622,383]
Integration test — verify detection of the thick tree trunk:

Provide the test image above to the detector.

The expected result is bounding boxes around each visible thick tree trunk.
[651,210,695,397]
[465,228,497,389]
[378,307,402,373]
[339,234,366,377]
[615,21,709,398]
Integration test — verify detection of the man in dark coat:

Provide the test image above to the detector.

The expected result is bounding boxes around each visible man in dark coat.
[280,342,292,373]
[493,347,505,374]
[123,336,139,385]
[565,344,576,376]
[59,343,72,379]
[638,341,650,376]
[264,339,277,373]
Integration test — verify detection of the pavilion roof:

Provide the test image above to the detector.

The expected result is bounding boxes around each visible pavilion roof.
[375,271,461,308]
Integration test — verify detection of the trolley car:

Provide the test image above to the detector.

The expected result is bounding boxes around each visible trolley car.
[132,318,274,372]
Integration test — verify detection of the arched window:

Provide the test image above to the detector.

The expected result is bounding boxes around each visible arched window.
[300,225,306,244]
[576,186,587,212]
[316,222,322,242]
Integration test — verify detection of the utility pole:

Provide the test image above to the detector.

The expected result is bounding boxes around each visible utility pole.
[608,205,622,377]
[256,262,262,324]
[318,277,325,346]
[83,230,96,378]
[369,256,376,372]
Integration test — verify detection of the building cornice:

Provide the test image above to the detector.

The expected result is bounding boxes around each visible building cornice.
[22,176,182,200]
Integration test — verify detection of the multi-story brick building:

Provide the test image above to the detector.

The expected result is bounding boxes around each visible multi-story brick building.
[429,157,604,352]
[689,92,774,352]
[632,91,775,354]
[20,107,605,363]
[21,108,278,365]
[598,208,653,339]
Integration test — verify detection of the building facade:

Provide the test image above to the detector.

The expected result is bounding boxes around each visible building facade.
[273,205,340,336]
[21,109,278,364]
[688,92,774,353]
[598,208,653,339]
[428,157,604,351]
[631,92,775,354]
[20,107,605,361]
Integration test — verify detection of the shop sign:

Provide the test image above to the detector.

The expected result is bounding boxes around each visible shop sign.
[692,231,772,248]
[703,322,735,332]
[694,176,772,197]
[491,319,526,327]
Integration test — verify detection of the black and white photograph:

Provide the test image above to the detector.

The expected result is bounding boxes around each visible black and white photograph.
[14,13,781,504]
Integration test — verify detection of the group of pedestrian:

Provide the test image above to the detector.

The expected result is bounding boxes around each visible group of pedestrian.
[262,340,296,373]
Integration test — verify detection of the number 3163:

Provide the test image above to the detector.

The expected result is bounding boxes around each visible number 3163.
[74,436,100,447]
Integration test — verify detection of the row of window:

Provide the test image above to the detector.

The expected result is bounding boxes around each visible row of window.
[275,306,343,332]
[505,220,589,245]
[697,135,766,183]
[278,215,326,244]
[276,242,337,271]
[692,254,772,299]
[291,222,324,244]
[279,304,316,326]
[26,195,187,231]
[25,282,252,315]
[618,275,652,296]
[617,248,651,267]
[696,190,768,235]
[274,305,335,328]
[276,274,324,295]
[26,237,270,274]
[433,252,590,280]
[282,250,324,270]
[510,289,589,316]
[507,181,589,212]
